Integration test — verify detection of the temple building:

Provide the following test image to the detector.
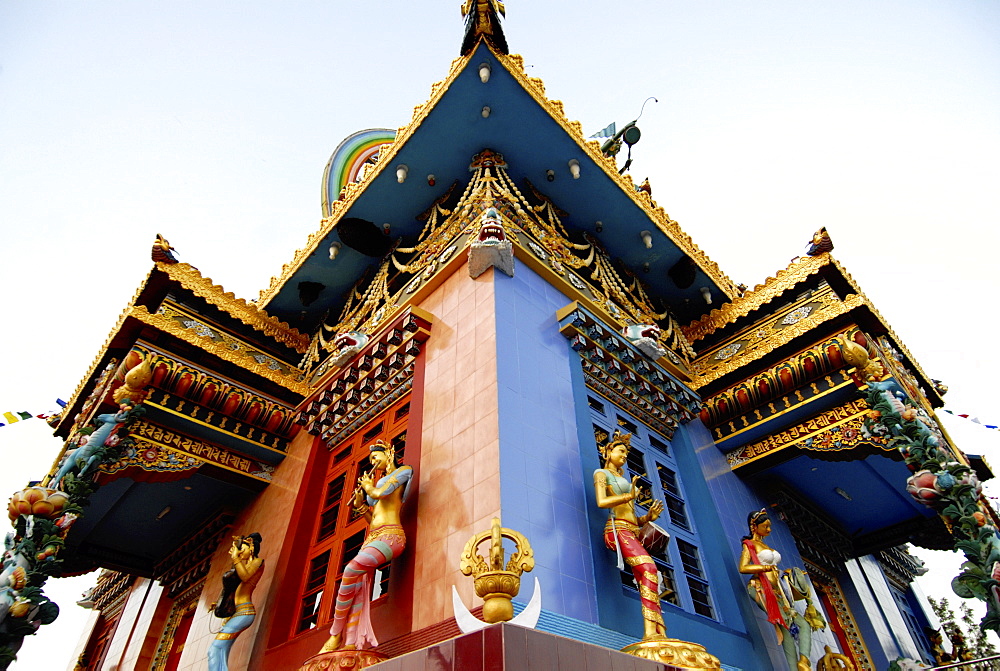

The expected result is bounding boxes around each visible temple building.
[5,5,994,671]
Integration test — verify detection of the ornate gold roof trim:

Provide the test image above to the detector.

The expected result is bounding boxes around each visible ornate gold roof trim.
[159,262,308,353]
[257,52,475,306]
[726,397,889,470]
[58,269,156,433]
[491,48,738,300]
[130,306,309,395]
[826,256,936,391]
[682,253,936,393]
[257,43,737,306]
[683,254,831,343]
[689,293,863,389]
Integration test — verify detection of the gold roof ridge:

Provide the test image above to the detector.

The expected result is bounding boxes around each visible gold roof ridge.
[59,268,156,432]
[684,252,938,394]
[683,254,831,343]
[160,262,309,352]
[826,256,936,391]
[257,51,475,307]
[59,262,310,433]
[257,42,738,307]
[129,306,308,395]
[689,293,864,389]
[491,48,738,300]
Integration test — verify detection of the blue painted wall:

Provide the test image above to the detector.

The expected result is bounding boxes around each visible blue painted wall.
[493,263,764,667]
[494,263,598,623]
[689,419,846,665]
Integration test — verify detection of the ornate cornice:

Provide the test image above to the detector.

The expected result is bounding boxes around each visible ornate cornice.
[297,307,433,446]
[707,372,855,446]
[682,253,937,401]
[726,398,891,469]
[59,260,309,434]
[122,421,273,482]
[91,570,136,615]
[690,293,863,389]
[130,305,309,395]
[700,327,861,434]
[154,512,233,595]
[877,546,925,591]
[158,262,309,353]
[683,254,831,343]
[258,43,738,307]
[557,302,701,440]
[131,343,298,444]
[100,436,204,480]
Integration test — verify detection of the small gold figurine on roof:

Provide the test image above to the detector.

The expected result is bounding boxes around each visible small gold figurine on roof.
[152,233,179,263]
[806,226,834,256]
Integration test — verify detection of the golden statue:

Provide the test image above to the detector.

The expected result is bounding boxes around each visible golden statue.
[738,510,813,671]
[319,439,413,653]
[593,431,666,640]
[207,533,264,671]
[594,431,720,669]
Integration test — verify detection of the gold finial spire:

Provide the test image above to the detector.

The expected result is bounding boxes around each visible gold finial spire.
[460,0,508,55]
[458,518,534,623]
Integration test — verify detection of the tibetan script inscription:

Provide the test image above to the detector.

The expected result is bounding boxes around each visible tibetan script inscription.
[131,421,271,481]
[727,398,889,468]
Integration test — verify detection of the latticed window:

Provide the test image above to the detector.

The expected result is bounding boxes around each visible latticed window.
[591,399,716,621]
[677,539,713,618]
[295,396,410,634]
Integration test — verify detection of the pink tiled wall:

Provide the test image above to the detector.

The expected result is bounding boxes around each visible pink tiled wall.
[103,261,501,667]
[411,263,501,629]
[173,427,315,671]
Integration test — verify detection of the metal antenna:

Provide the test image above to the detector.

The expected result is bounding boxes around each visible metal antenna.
[635,97,659,123]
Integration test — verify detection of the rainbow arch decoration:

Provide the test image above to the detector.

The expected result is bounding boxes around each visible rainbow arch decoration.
[321,128,397,216]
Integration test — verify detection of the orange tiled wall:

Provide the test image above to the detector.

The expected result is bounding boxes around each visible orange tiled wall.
[410,263,501,629]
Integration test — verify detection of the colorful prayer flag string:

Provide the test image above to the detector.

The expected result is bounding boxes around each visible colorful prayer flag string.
[0,402,63,428]
[942,409,1000,431]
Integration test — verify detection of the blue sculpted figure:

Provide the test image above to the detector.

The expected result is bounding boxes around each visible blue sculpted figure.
[207,533,264,671]
[52,402,133,486]
[0,533,30,631]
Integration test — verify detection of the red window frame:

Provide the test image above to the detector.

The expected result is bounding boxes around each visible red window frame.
[294,395,412,635]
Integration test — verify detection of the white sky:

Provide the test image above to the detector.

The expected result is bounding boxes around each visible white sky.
[1,1,998,667]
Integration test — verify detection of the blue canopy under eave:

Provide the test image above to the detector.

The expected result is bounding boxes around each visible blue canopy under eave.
[261,41,734,332]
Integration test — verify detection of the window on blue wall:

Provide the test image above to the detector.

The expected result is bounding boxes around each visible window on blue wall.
[591,408,716,621]
[890,584,932,663]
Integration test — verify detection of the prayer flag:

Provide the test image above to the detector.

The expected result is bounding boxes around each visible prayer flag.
[0,410,37,426]
[590,122,616,139]
[56,399,68,408]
